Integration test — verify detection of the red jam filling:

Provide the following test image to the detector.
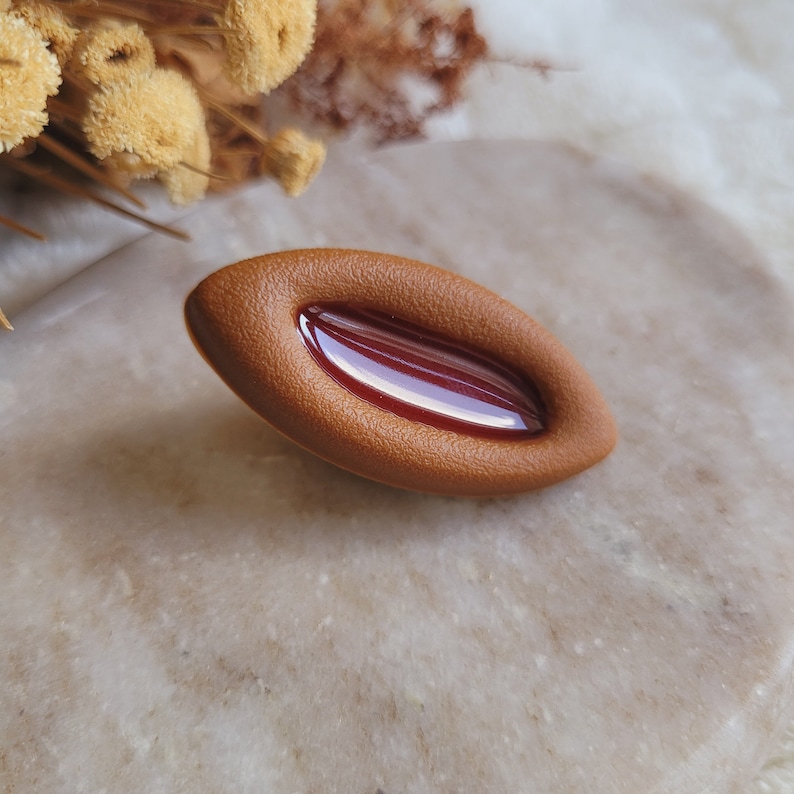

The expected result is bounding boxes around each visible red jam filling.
[297,304,547,439]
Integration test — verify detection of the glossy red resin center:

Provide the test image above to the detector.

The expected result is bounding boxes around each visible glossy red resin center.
[297,304,547,439]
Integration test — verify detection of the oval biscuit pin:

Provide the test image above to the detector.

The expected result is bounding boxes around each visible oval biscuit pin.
[185,249,617,496]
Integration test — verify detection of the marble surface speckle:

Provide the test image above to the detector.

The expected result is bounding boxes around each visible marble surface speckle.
[2,141,794,792]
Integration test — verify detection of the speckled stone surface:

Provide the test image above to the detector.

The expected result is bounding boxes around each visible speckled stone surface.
[2,141,793,793]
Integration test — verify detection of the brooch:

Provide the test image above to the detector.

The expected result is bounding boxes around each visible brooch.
[185,249,616,496]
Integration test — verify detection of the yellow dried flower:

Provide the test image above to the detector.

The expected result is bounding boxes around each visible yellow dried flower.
[264,127,325,196]
[84,69,205,173]
[0,306,13,331]
[0,12,61,152]
[12,3,79,68]
[72,22,156,86]
[159,125,212,205]
[223,0,317,95]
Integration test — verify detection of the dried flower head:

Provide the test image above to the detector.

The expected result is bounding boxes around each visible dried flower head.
[12,3,79,68]
[72,22,156,86]
[223,0,317,95]
[84,69,206,174]
[264,127,325,196]
[0,12,61,152]
[160,125,212,205]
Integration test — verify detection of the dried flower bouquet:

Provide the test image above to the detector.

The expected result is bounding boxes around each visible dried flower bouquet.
[0,0,328,329]
[0,0,489,330]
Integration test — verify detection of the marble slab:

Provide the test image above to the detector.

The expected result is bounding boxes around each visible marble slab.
[2,141,794,793]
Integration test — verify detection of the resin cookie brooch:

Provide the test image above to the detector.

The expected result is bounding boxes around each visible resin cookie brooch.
[185,249,617,496]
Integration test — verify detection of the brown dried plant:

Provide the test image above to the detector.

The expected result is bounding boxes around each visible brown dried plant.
[281,0,488,140]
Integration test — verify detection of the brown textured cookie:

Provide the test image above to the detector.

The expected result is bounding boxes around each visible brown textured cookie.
[185,249,617,496]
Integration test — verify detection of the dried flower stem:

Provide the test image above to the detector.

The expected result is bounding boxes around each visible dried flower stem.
[0,213,47,241]
[44,96,84,126]
[3,156,190,240]
[37,132,146,207]
[179,160,233,181]
[200,91,269,145]
[0,307,13,331]
[147,25,230,37]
